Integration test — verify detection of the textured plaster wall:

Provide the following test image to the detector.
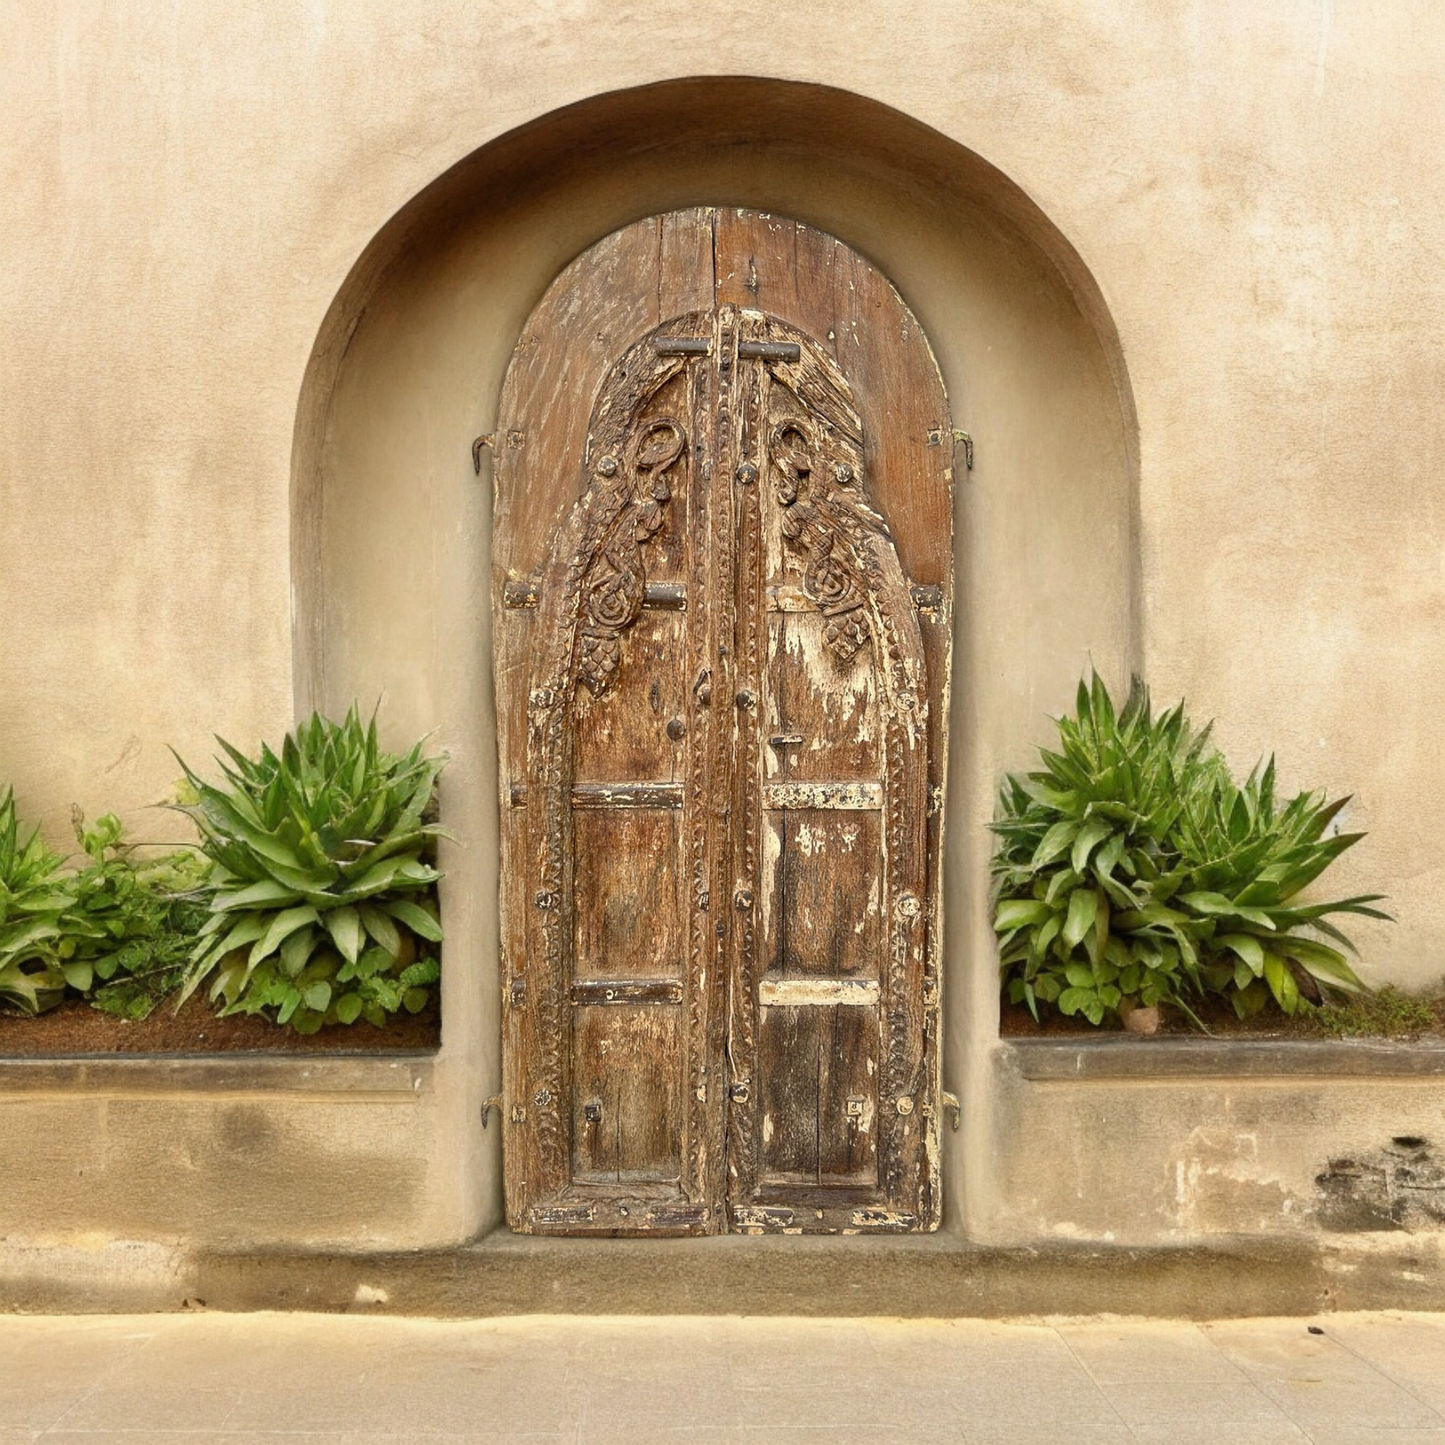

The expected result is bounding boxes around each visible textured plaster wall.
[991,1061,1445,1247]
[2,2,1444,1253]
[6,1,1442,973]
[0,1092,434,1247]
[0,1056,448,1248]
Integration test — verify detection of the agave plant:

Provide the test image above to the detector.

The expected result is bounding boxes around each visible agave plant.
[992,675,1387,1028]
[0,787,79,1015]
[1175,763,1385,1017]
[175,708,446,1033]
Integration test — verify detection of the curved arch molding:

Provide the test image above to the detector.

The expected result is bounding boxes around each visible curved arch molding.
[290,78,1138,1235]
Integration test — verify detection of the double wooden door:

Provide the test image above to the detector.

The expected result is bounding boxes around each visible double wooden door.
[493,210,952,1235]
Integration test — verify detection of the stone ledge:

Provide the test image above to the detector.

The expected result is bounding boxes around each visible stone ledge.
[1003,1035,1445,1081]
[4,1230,1443,1319]
[0,1052,436,1098]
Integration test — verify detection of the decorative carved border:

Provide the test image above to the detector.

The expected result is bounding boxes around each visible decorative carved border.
[526,341,690,1198]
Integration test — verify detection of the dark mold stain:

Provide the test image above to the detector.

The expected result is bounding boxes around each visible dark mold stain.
[1316,1136,1445,1232]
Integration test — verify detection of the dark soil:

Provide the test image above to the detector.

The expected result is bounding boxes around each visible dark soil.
[10,987,1438,1054]
[1001,999,1313,1039]
[0,992,440,1055]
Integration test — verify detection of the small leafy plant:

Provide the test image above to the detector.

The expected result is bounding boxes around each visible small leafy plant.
[60,810,210,1020]
[1315,984,1442,1040]
[0,788,78,1015]
[176,707,445,1033]
[992,675,1388,1028]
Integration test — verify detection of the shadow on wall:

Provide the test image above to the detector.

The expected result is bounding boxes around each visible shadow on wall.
[288,77,1139,1237]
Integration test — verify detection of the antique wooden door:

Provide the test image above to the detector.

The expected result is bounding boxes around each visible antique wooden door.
[493,210,952,1235]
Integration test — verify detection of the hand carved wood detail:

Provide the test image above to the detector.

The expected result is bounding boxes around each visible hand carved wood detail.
[576,416,686,697]
[772,423,875,663]
[494,209,953,1239]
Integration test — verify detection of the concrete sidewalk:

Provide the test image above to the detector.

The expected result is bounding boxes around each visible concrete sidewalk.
[1,1311,1443,1444]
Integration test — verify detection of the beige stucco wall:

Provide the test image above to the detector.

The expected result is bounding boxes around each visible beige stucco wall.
[5,1,1440,972]
[2,2,1444,1258]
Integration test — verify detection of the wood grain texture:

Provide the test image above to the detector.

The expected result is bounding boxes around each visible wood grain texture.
[494,209,951,1236]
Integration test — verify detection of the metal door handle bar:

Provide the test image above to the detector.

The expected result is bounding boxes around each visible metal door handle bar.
[570,979,684,1006]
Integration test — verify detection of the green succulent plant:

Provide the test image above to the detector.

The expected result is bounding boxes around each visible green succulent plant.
[175,707,446,1033]
[61,810,210,1020]
[0,787,79,1015]
[992,675,1388,1028]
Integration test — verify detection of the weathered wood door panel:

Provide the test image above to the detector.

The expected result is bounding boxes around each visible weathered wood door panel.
[494,210,952,1236]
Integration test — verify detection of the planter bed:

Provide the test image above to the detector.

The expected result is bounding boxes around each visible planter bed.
[1002,1032,1445,1078]
[0,992,440,1055]
[999,994,1445,1042]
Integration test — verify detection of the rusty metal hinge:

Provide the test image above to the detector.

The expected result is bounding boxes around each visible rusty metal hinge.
[471,434,495,474]
[941,1090,961,1132]
[952,430,974,471]
[480,1093,502,1128]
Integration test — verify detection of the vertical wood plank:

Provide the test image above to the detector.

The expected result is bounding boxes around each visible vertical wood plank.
[572,808,681,980]
[762,810,883,979]
[817,1004,880,1185]
[572,612,686,783]
[658,209,716,320]
[763,612,881,783]
[758,1003,821,1184]
[572,1002,683,1183]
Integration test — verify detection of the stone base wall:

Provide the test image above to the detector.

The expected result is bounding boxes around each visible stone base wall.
[980,1041,1445,1247]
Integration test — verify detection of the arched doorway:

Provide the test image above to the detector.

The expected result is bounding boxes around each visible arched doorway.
[292,77,1140,1243]
[494,208,952,1234]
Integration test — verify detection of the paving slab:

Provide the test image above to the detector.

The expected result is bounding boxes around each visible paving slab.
[0,1311,1440,1441]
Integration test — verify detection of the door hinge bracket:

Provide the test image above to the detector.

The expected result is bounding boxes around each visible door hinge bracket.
[941,1090,962,1132]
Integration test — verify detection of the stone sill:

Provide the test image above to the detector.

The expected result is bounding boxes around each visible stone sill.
[9,1229,1444,1318]
[1003,1035,1445,1081]
[0,1052,436,1098]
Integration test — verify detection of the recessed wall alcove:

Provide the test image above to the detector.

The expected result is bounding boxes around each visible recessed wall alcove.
[291,77,1139,1238]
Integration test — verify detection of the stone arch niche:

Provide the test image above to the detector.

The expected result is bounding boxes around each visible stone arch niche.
[291,78,1139,1239]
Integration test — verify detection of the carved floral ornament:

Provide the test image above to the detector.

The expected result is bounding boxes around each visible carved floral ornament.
[769,416,876,664]
[569,384,893,704]
[575,415,686,697]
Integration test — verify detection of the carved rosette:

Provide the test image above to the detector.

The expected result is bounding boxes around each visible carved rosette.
[575,416,686,696]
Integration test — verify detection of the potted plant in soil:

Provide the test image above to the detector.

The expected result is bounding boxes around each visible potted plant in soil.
[991,674,1388,1034]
